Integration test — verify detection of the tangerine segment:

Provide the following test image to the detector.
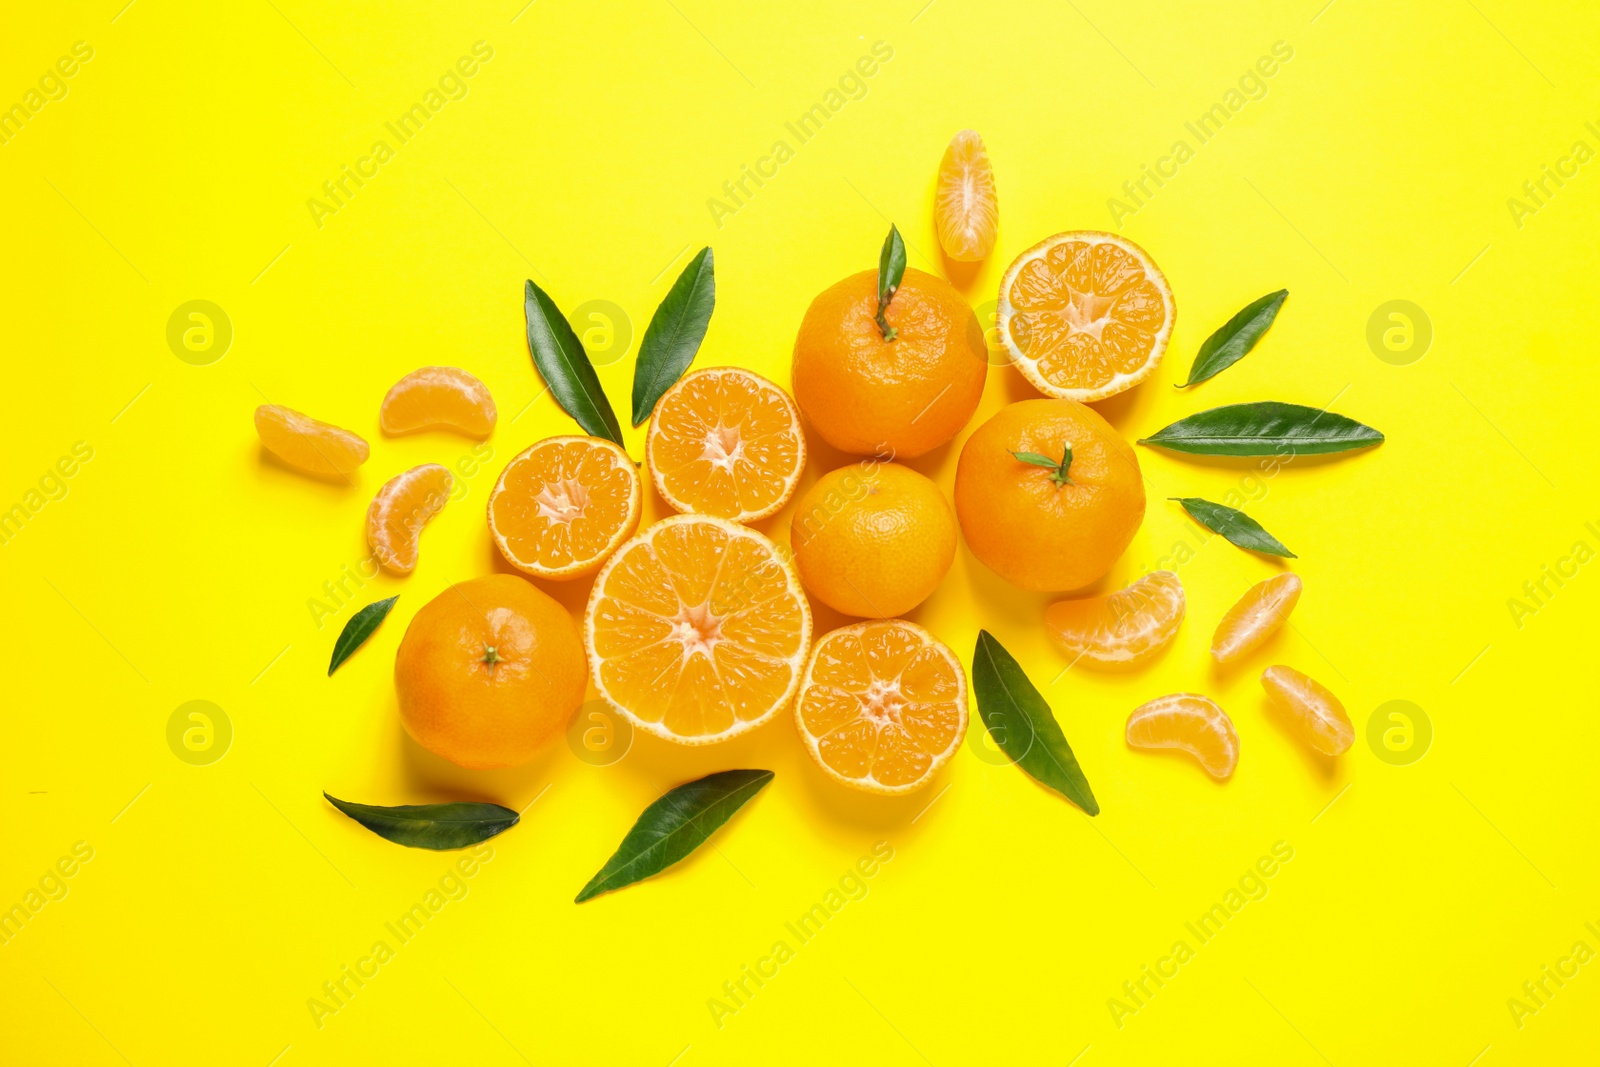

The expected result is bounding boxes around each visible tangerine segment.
[1045,570,1185,669]
[795,621,968,795]
[368,464,453,575]
[1261,665,1354,755]
[998,231,1175,402]
[935,129,998,262]
[255,404,369,477]
[647,367,806,523]
[1126,693,1239,779]
[585,514,812,744]
[380,366,497,438]
[488,436,641,580]
[1212,572,1302,664]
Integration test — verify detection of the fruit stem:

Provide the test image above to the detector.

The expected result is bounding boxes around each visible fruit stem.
[875,291,898,342]
[482,645,500,667]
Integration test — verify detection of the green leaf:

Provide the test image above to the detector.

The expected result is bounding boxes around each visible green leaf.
[631,247,716,426]
[1138,401,1384,456]
[875,225,907,341]
[324,793,518,850]
[523,279,623,445]
[576,769,773,903]
[1011,446,1073,486]
[327,596,398,676]
[1179,289,1288,387]
[971,632,1099,815]
[1170,497,1296,558]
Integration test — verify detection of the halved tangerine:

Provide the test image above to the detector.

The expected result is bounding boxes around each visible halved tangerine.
[1126,693,1238,779]
[584,514,811,745]
[1045,570,1184,669]
[646,367,805,523]
[795,620,968,795]
[487,436,641,580]
[1261,665,1354,756]
[255,404,369,478]
[934,129,998,262]
[998,231,1175,401]
[368,464,452,575]
[380,366,496,438]
[1212,572,1302,664]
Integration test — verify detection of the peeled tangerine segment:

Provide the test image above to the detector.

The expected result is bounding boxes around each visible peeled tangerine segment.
[367,464,452,575]
[1212,572,1302,664]
[380,366,497,438]
[1046,570,1184,668]
[935,129,998,261]
[1261,665,1354,756]
[1126,693,1239,779]
[794,620,968,795]
[255,404,369,477]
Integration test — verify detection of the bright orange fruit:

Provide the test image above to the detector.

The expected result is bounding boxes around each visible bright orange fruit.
[1261,665,1354,755]
[380,366,497,438]
[1045,570,1184,669]
[1212,572,1302,664]
[585,514,811,744]
[791,267,987,459]
[795,620,968,794]
[790,462,956,618]
[368,464,452,575]
[1126,693,1239,779]
[395,574,587,768]
[935,129,998,262]
[487,436,641,580]
[255,404,369,477]
[954,398,1145,591]
[646,367,806,523]
[998,231,1175,401]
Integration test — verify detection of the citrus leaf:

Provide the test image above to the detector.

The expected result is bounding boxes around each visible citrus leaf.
[1171,497,1296,558]
[327,596,398,676]
[1012,451,1060,468]
[324,793,518,850]
[972,631,1099,815]
[631,247,715,425]
[1179,289,1288,387]
[523,278,623,445]
[875,225,907,340]
[1138,401,1384,456]
[576,769,773,903]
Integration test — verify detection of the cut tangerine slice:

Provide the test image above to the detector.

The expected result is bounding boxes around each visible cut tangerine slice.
[1045,570,1184,669]
[1212,573,1302,664]
[935,129,998,262]
[998,231,1175,401]
[488,436,641,580]
[646,367,806,523]
[585,514,811,745]
[380,366,496,438]
[255,404,369,477]
[1261,665,1354,755]
[367,464,452,575]
[795,620,968,795]
[1126,693,1238,779]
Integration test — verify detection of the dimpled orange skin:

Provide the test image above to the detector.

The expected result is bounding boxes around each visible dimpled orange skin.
[954,398,1145,592]
[791,268,986,459]
[395,574,587,769]
[790,462,957,618]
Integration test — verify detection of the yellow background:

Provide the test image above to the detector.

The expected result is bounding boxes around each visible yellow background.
[3,1,1597,1063]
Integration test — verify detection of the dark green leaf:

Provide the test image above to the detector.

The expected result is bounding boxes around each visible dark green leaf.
[324,793,518,850]
[1171,497,1296,558]
[523,279,623,445]
[327,596,399,676]
[972,632,1099,815]
[631,247,715,425]
[1138,401,1384,456]
[1179,289,1288,387]
[875,225,907,340]
[576,769,773,903]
